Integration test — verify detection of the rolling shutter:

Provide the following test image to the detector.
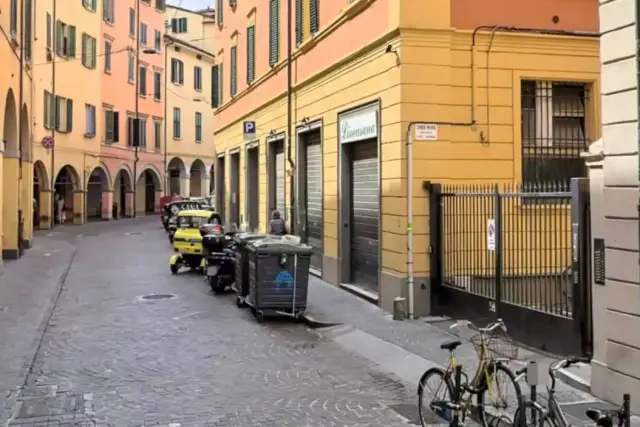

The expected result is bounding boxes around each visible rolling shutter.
[305,134,322,271]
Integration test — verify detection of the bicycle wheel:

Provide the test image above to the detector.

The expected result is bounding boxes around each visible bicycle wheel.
[477,362,523,427]
[513,400,554,427]
[418,367,455,427]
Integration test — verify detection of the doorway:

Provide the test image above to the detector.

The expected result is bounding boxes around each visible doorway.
[215,155,226,224]
[229,151,240,228]
[246,144,259,231]
[267,136,286,224]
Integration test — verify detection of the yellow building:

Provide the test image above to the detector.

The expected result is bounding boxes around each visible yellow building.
[211,0,601,316]
[31,0,102,228]
[0,0,35,261]
[164,6,217,197]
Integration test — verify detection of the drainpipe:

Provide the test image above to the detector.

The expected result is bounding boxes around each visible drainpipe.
[18,0,25,246]
[49,0,57,229]
[286,0,295,233]
[404,26,598,319]
[132,0,141,217]
[164,39,175,196]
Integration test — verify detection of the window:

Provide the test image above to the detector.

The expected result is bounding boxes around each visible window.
[170,17,187,33]
[81,33,97,68]
[103,0,115,24]
[230,46,237,96]
[521,80,589,186]
[154,119,162,151]
[82,0,97,12]
[211,64,220,108]
[55,96,73,133]
[154,30,161,51]
[104,40,112,72]
[140,23,148,46]
[269,0,279,66]
[194,66,202,91]
[153,71,161,100]
[216,0,223,25]
[246,25,255,84]
[139,65,147,96]
[171,58,184,84]
[173,107,181,139]
[295,0,303,46]
[84,104,96,137]
[127,117,147,147]
[309,0,318,35]
[129,8,135,37]
[56,21,76,58]
[46,13,52,51]
[195,112,202,142]
[10,0,17,38]
[104,109,119,143]
[43,90,54,129]
[25,0,33,59]
[155,0,165,11]
[128,53,135,82]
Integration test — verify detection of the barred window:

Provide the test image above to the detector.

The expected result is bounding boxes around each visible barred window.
[521,80,589,186]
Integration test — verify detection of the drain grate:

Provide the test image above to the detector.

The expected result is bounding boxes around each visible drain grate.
[141,294,175,300]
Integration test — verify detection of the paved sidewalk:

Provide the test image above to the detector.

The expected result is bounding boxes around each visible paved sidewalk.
[305,277,627,425]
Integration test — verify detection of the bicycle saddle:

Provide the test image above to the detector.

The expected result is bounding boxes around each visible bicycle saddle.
[440,340,462,351]
[586,409,614,427]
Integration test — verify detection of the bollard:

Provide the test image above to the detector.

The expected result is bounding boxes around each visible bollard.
[623,393,630,427]
[393,297,406,320]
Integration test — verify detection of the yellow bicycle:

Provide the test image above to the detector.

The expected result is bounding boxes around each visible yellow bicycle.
[417,319,523,427]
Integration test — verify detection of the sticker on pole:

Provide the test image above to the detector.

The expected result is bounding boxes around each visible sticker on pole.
[243,121,256,141]
[487,219,495,251]
[415,123,438,141]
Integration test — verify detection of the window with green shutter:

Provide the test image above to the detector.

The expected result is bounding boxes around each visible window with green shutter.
[219,63,224,103]
[54,96,73,133]
[81,33,97,68]
[295,0,303,46]
[230,46,237,97]
[211,64,220,108]
[246,25,255,84]
[309,0,318,35]
[56,21,76,58]
[268,0,279,66]
[25,0,32,60]
[216,0,223,25]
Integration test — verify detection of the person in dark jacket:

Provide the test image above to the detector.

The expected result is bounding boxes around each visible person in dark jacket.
[268,210,287,235]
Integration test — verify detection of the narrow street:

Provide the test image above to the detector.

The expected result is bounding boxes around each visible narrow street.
[0,219,424,427]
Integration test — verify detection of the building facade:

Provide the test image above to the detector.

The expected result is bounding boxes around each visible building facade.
[164,5,217,198]
[0,0,35,262]
[211,0,600,312]
[589,0,640,412]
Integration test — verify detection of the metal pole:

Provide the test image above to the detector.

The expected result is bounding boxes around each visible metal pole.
[406,125,414,319]
[49,0,57,230]
[133,0,140,217]
[164,39,174,196]
[286,0,295,233]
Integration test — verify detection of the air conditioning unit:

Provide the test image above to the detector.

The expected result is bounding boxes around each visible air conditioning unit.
[229,0,237,10]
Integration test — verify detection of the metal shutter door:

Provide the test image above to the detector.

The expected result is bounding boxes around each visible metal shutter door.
[275,143,285,218]
[350,140,379,291]
[305,135,322,271]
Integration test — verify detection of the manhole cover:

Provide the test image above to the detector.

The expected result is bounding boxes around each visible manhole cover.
[141,294,175,300]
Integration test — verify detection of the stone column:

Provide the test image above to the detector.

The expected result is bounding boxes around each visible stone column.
[125,191,135,217]
[201,176,211,197]
[2,155,20,259]
[154,191,163,213]
[73,191,85,225]
[101,191,113,220]
[21,162,34,246]
[38,190,53,230]
[179,175,190,197]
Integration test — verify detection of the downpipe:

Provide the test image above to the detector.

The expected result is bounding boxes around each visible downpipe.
[286,0,295,233]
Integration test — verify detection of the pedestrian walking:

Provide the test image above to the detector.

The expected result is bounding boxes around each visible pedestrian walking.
[268,210,287,236]
[56,193,66,224]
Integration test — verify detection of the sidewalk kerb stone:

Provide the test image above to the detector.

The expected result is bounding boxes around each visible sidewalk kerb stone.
[557,366,591,394]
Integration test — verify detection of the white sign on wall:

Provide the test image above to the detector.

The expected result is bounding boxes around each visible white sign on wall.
[415,123,438,140]
[487,219,496,251]
[339,106,378,144]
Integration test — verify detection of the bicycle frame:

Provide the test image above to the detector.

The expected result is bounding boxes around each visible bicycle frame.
[523,385,569,427]
[445,334,495,395]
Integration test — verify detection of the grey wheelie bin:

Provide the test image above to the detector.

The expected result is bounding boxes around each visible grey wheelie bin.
[232,232,267,307]
[244,237,313,323]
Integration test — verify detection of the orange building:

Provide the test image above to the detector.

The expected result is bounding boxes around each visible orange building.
[211,0,600,314]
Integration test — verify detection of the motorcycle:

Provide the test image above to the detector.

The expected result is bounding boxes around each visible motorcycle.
[201,226,237,294]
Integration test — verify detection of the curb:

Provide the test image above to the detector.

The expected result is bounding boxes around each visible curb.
[302,313,343,329]
[557,366,591,394]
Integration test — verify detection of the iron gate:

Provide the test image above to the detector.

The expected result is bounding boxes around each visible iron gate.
[428,178,592,356]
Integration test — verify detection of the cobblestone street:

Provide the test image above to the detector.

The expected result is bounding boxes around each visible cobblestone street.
[0,219,427,427]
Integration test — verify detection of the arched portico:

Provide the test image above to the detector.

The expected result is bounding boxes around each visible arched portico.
[20,104,34,246]
[167,157,187,196]
[33,160,51,229]
[86,165,112,220]
[135,164,163,215]
[3,88,20,259]
[54,165,83,225]
[113,165,134,218]
[189,158,207,197]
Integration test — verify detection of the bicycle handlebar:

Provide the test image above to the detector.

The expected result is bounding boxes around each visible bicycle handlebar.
[449,318,507,333]
[550,356,591,372]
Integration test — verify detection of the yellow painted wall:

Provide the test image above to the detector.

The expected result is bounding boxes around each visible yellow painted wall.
[165,6,214,53]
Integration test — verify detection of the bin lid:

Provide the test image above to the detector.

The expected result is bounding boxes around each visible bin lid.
[233,232,267,244]
[247,237,313,254]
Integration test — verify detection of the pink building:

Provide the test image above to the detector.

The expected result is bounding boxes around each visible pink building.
[98,0,166,217]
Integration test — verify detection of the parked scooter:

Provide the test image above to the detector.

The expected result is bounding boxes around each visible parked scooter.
[201,225,237,294]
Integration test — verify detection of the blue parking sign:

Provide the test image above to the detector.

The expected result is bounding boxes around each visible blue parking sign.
[243,121,256,141]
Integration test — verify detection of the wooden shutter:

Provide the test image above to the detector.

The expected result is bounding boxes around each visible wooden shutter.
[43,92,50,129]
[55,21,63,55]
[66,99,73,132]
[230,46,237,96]
[309,0,318,35]
[216,0,223,25]
[91,37,97,68]
[295,0,303,46]
[247,25,255,84]
[68,26,76,57]
[211,65,219,107]
[113,112,120,142]
[269,0,278,65]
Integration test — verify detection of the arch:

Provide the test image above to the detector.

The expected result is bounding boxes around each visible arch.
[112,164,134,192]
[135,164,162,215]
[112,165,134,218]
[33,160,50,229]
[189,158,207,197]
[136,163,163,190]
[167,157,187,177]
[167,157,186,195]
[54,164,80,191]
[20,104,31,161]
[87,164,111,191]
[3,89,17,153]
[33,160,50,190]
[53,165,81,224]
[86,166,110,220]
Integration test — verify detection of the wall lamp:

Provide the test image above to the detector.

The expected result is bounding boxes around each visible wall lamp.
[385,44,401,66]
[301,117,310,125]
[268,129,277,137]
